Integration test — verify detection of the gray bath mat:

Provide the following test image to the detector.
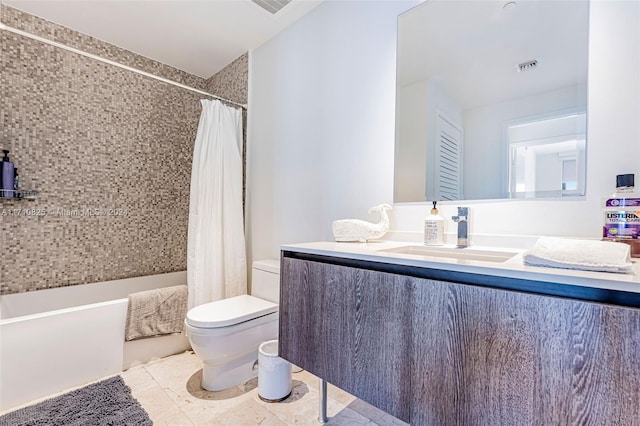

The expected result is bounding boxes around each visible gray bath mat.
[0,376,152,426]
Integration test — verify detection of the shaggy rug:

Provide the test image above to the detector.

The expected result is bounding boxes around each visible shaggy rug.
[0,376,152,426]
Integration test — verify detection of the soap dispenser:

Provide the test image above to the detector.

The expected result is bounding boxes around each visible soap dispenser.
[424,201,444,246]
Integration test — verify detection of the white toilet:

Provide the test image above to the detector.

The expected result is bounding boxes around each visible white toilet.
[185,260,280,391]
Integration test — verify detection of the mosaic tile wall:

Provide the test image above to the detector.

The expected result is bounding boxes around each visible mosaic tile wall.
[205,53,249,208]
[0,6,249,294]
[205,53,248,104]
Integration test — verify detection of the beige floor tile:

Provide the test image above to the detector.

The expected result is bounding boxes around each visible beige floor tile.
[290,370,385,423]
[121,365,158,395]
[346,398,389,423]
[144,351,206,407]
[255,379,351,425]
[207,398,287,425]
[131,354,406,426]
[327,406,377,425]
[153,406,195,426]
[14,350,406,426]
[180,397,249,425]
[133,385,180,422]
[178,376,258,424]
[293,370,319,389]
[293,370,355,404]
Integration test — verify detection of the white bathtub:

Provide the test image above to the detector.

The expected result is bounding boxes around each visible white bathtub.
[0,272,190,411]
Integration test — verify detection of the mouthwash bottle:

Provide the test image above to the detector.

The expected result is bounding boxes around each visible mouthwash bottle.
[603,174,640,240]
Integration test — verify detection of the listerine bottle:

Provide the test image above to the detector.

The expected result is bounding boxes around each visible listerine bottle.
[603,174,640,240]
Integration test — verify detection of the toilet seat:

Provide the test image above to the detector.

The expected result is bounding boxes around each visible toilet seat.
[186,295,278,328]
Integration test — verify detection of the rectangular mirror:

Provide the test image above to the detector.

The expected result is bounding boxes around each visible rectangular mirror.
[394,0,589,202]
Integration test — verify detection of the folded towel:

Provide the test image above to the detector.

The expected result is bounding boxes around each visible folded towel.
[125,285,188,341]
[523,237,633,274]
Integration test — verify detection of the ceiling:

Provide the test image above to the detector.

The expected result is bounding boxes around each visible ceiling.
[3,0,324,78]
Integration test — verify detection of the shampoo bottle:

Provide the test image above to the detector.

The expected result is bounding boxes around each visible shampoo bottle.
[1,150,14,198]
[424,201,444,246]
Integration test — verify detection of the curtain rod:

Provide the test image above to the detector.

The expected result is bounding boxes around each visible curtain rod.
[0,22,247,110]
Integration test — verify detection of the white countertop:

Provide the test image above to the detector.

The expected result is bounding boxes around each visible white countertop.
[281,240,640,295]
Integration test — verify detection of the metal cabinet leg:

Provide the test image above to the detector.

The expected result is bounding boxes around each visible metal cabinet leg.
[318,379,328,424]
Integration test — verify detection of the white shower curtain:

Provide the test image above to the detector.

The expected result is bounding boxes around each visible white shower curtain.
[187,99,247,309]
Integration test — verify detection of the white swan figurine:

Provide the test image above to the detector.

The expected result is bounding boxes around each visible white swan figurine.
[332,204,392,242]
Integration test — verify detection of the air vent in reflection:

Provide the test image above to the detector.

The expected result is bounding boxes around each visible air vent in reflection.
[250,0,292,15]
[516,58,540,72]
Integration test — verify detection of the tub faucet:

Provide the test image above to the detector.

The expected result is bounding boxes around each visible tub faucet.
[451,207,469,248]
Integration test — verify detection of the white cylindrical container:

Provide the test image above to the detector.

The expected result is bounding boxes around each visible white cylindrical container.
[258,340,292,402]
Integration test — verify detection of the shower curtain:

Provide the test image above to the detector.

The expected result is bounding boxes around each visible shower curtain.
[187,99,246,309]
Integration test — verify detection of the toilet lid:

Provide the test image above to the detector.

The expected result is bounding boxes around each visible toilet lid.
[186,295,278,328]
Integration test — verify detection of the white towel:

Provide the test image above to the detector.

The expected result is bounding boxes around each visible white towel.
[523,237,633,274]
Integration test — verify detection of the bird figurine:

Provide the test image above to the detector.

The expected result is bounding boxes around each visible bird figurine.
[332,204,392,242]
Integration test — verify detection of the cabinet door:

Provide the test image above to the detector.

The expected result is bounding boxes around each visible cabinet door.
[279,257,412,422]
[412,279,640,426]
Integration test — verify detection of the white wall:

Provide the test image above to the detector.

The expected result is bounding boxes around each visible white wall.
[248,0,640,260]
[247,0,419,262]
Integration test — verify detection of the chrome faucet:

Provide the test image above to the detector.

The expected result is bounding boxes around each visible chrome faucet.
[451,207,469,248]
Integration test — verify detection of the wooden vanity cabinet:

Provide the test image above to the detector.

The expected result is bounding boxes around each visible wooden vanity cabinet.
[279,257,413,422]
[412,279,640,425]
[279,254,640,425]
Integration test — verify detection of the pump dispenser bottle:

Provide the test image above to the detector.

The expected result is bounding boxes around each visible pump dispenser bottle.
[1,150,14,198]
[424,201,444,246]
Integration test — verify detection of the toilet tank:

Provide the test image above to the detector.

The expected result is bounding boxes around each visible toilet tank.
[251,260,280,303]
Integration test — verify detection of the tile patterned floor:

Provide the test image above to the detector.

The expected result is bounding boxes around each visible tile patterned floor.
[121,351,409,425]
[1,350,409,425]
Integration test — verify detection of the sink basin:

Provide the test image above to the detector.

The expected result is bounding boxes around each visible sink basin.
[378,246,519,263]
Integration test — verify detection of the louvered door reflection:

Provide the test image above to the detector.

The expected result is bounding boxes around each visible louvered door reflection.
[435,111,463,200]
